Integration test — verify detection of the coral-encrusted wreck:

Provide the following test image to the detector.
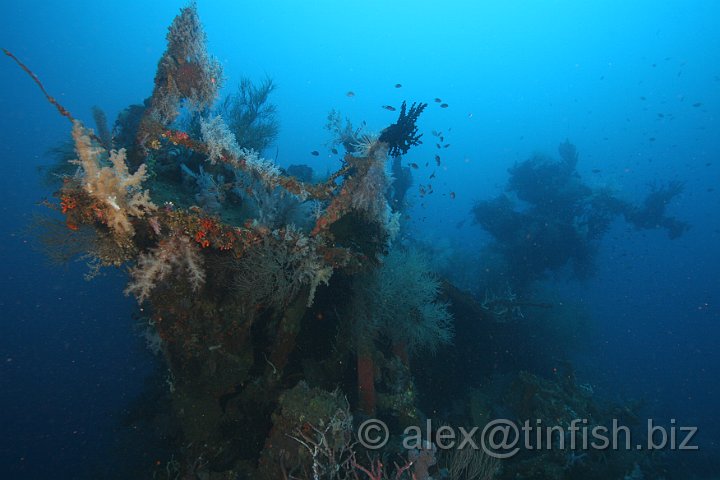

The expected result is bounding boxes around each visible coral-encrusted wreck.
[11,3,681,479]
[22,4,443,478]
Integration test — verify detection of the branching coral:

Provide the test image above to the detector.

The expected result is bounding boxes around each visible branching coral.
[200,114,240,164]
[71,121,157,239]
[232,226,332,309]
[219,76,279,152]
[258,382,355,479]
[351,247,454,356]
[125,233,205,303]
[180,163,225,212]
[232,178,307,229]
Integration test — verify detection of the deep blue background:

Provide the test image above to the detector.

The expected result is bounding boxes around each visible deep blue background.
[1,1,718,477]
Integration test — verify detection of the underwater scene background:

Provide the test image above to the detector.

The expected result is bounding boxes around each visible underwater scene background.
[0,1,718,479]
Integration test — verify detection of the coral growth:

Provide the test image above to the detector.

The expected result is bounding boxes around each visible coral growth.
[258,382,354,479]
[180,163,225,212]
[144,2,222,125]
[349,142,391,221]
[232,226,332,309]
[441,446,501,480]
[199,114,240,164]
[219,76,279,152]
[311,141,396,241]
[352,246,454,355]
[325,108,366,154]
[91,106,112,150]
[10,3,687,476]
[378,100,428,158]
[70,121,157,240]
[15,5,449,478]
[125,233,205,303]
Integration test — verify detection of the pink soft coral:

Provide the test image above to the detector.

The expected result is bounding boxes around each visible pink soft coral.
[125,234,205,303]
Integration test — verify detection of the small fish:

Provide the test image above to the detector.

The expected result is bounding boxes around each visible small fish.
[443,143,451,148]
[658,113,664,118]
[419,185,426,196]
[592,168,602,173]
[440,103,449,108]
[440,136,444,142]
[450,192,456,200]
[382,105,397,111]
[649,137,656,142]
[331,148,339,155]
[434,98,442,103]
[435,155,441,165]
[432,130,439,137]
[394,83,402,88]
[346,91,355,97]
[310,150,320,156]
[409,162,419,169]
[640,96,646,101]
[430,172,436,179]
[692,102,702,107]
[425,162,429,167]
[436,143,442,149]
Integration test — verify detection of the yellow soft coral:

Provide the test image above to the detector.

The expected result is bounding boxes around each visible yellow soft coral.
[71,121,156,239]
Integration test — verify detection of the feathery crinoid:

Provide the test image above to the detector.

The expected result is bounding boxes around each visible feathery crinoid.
[350,132,380,158]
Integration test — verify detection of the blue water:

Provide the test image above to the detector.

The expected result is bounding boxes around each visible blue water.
[1,1,718,478]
